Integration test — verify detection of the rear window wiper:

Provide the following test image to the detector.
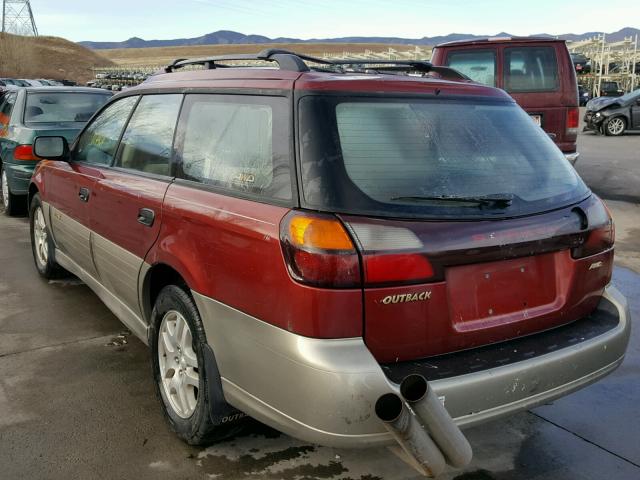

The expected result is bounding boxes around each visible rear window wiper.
[389,194,513,208]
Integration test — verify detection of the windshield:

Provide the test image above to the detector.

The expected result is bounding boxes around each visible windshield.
[298,96,589,219]
[25,92,109,124]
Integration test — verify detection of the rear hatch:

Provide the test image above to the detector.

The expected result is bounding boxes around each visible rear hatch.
[297,92,613,362]
[340,197,613,361]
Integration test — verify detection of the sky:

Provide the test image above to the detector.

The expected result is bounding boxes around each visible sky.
[29,0,640,42]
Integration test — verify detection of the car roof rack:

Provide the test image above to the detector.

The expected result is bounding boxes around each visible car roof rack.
[164,48,470,81]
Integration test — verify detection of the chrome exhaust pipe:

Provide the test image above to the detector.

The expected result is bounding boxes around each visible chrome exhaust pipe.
[400,374,473,468]
[375,393,446,477]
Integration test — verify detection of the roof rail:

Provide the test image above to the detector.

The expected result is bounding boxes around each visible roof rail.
[164,49,310,73]
[164,48,470,81]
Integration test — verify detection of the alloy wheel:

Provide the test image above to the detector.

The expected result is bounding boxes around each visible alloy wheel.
[158,310,199,418]
[607,118,625,135]
[33,206,49,267]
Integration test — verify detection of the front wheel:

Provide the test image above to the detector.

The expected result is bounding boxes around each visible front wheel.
[150,285,245,445]
[29,193,67,279]
[604,116,626,136]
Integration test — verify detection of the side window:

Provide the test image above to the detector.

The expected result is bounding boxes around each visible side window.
[74,96,138,165]
[114,94,182,176]
[446,50,496,86]
[504,47,559,93]
[0,93,17,135]
[175,94,292,201]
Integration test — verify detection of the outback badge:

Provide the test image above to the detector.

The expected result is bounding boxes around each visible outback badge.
[381,291,432,305]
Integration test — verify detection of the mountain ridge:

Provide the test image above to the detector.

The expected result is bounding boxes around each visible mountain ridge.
[79,27,640,50]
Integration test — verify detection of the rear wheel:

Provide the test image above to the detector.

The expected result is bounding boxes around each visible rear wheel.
[1,166,24,216]
[29,193,67,279]
[604,116,626,136]
[150,285,245,445]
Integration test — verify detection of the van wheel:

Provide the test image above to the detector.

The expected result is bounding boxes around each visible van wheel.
[1,166,24,216]
[29,193,67,279]
[150,285,245,445]
[604,117,626,136]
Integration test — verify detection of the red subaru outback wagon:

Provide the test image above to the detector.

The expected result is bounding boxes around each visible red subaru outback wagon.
[29,50,629,474]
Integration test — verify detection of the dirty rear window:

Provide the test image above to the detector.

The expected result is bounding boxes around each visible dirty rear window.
[25,92,109,124]
[298,96,588,219]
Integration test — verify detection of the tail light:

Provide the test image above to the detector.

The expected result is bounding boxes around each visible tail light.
[349,222,435,287]
[14,144,39,161]
[572,200,615,258]
[280,212,436,288]
[363,253,433,285]
[280,211,361,288]
[567,107,579,136]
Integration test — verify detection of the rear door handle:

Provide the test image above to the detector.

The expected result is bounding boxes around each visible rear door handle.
[78,187,90,202]
[137,208,155,227]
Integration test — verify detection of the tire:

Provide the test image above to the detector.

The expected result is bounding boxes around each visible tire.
[149,285,246,445]
[604,116,626,136]
[29,193,67,279]
[1,166,25,216]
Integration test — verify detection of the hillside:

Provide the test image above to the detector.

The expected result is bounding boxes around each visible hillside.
[0,33,114,83]
[80,27,640,50]
[99,43,417,67]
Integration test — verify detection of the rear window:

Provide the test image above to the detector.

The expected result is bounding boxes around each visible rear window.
[504,46,559,92]
[298,96,588,219]
[446,50,496,86]
[25,92,109,124]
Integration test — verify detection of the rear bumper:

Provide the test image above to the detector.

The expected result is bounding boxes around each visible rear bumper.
[193,284,630,448]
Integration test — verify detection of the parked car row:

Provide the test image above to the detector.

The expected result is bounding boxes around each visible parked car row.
[570,53,640,76]
[87,72,151,92]
[95,71,150,82]
[3,48,628,477]
[85,81,134,92]
[0,78,76,88]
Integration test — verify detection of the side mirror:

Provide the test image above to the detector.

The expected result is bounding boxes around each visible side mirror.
[33,136,69,161]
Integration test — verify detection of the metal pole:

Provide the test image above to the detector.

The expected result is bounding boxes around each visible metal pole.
[26,0,36,35]
[597,33,606,97]
[633,34,638,91]
[2,0,6,33]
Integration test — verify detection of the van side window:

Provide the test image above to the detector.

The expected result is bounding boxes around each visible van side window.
[175,94,292,201]
[446,50,496,86]
[504,47,558,93]
[74,96,138,165]
[115,94,182,176]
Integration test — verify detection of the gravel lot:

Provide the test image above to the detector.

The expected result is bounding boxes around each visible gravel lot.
[0,125,638,480]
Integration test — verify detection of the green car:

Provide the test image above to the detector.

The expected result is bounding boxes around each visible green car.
[0,87,111,215]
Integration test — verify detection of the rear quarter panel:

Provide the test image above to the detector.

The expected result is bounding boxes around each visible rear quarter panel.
[146,183,363,338]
